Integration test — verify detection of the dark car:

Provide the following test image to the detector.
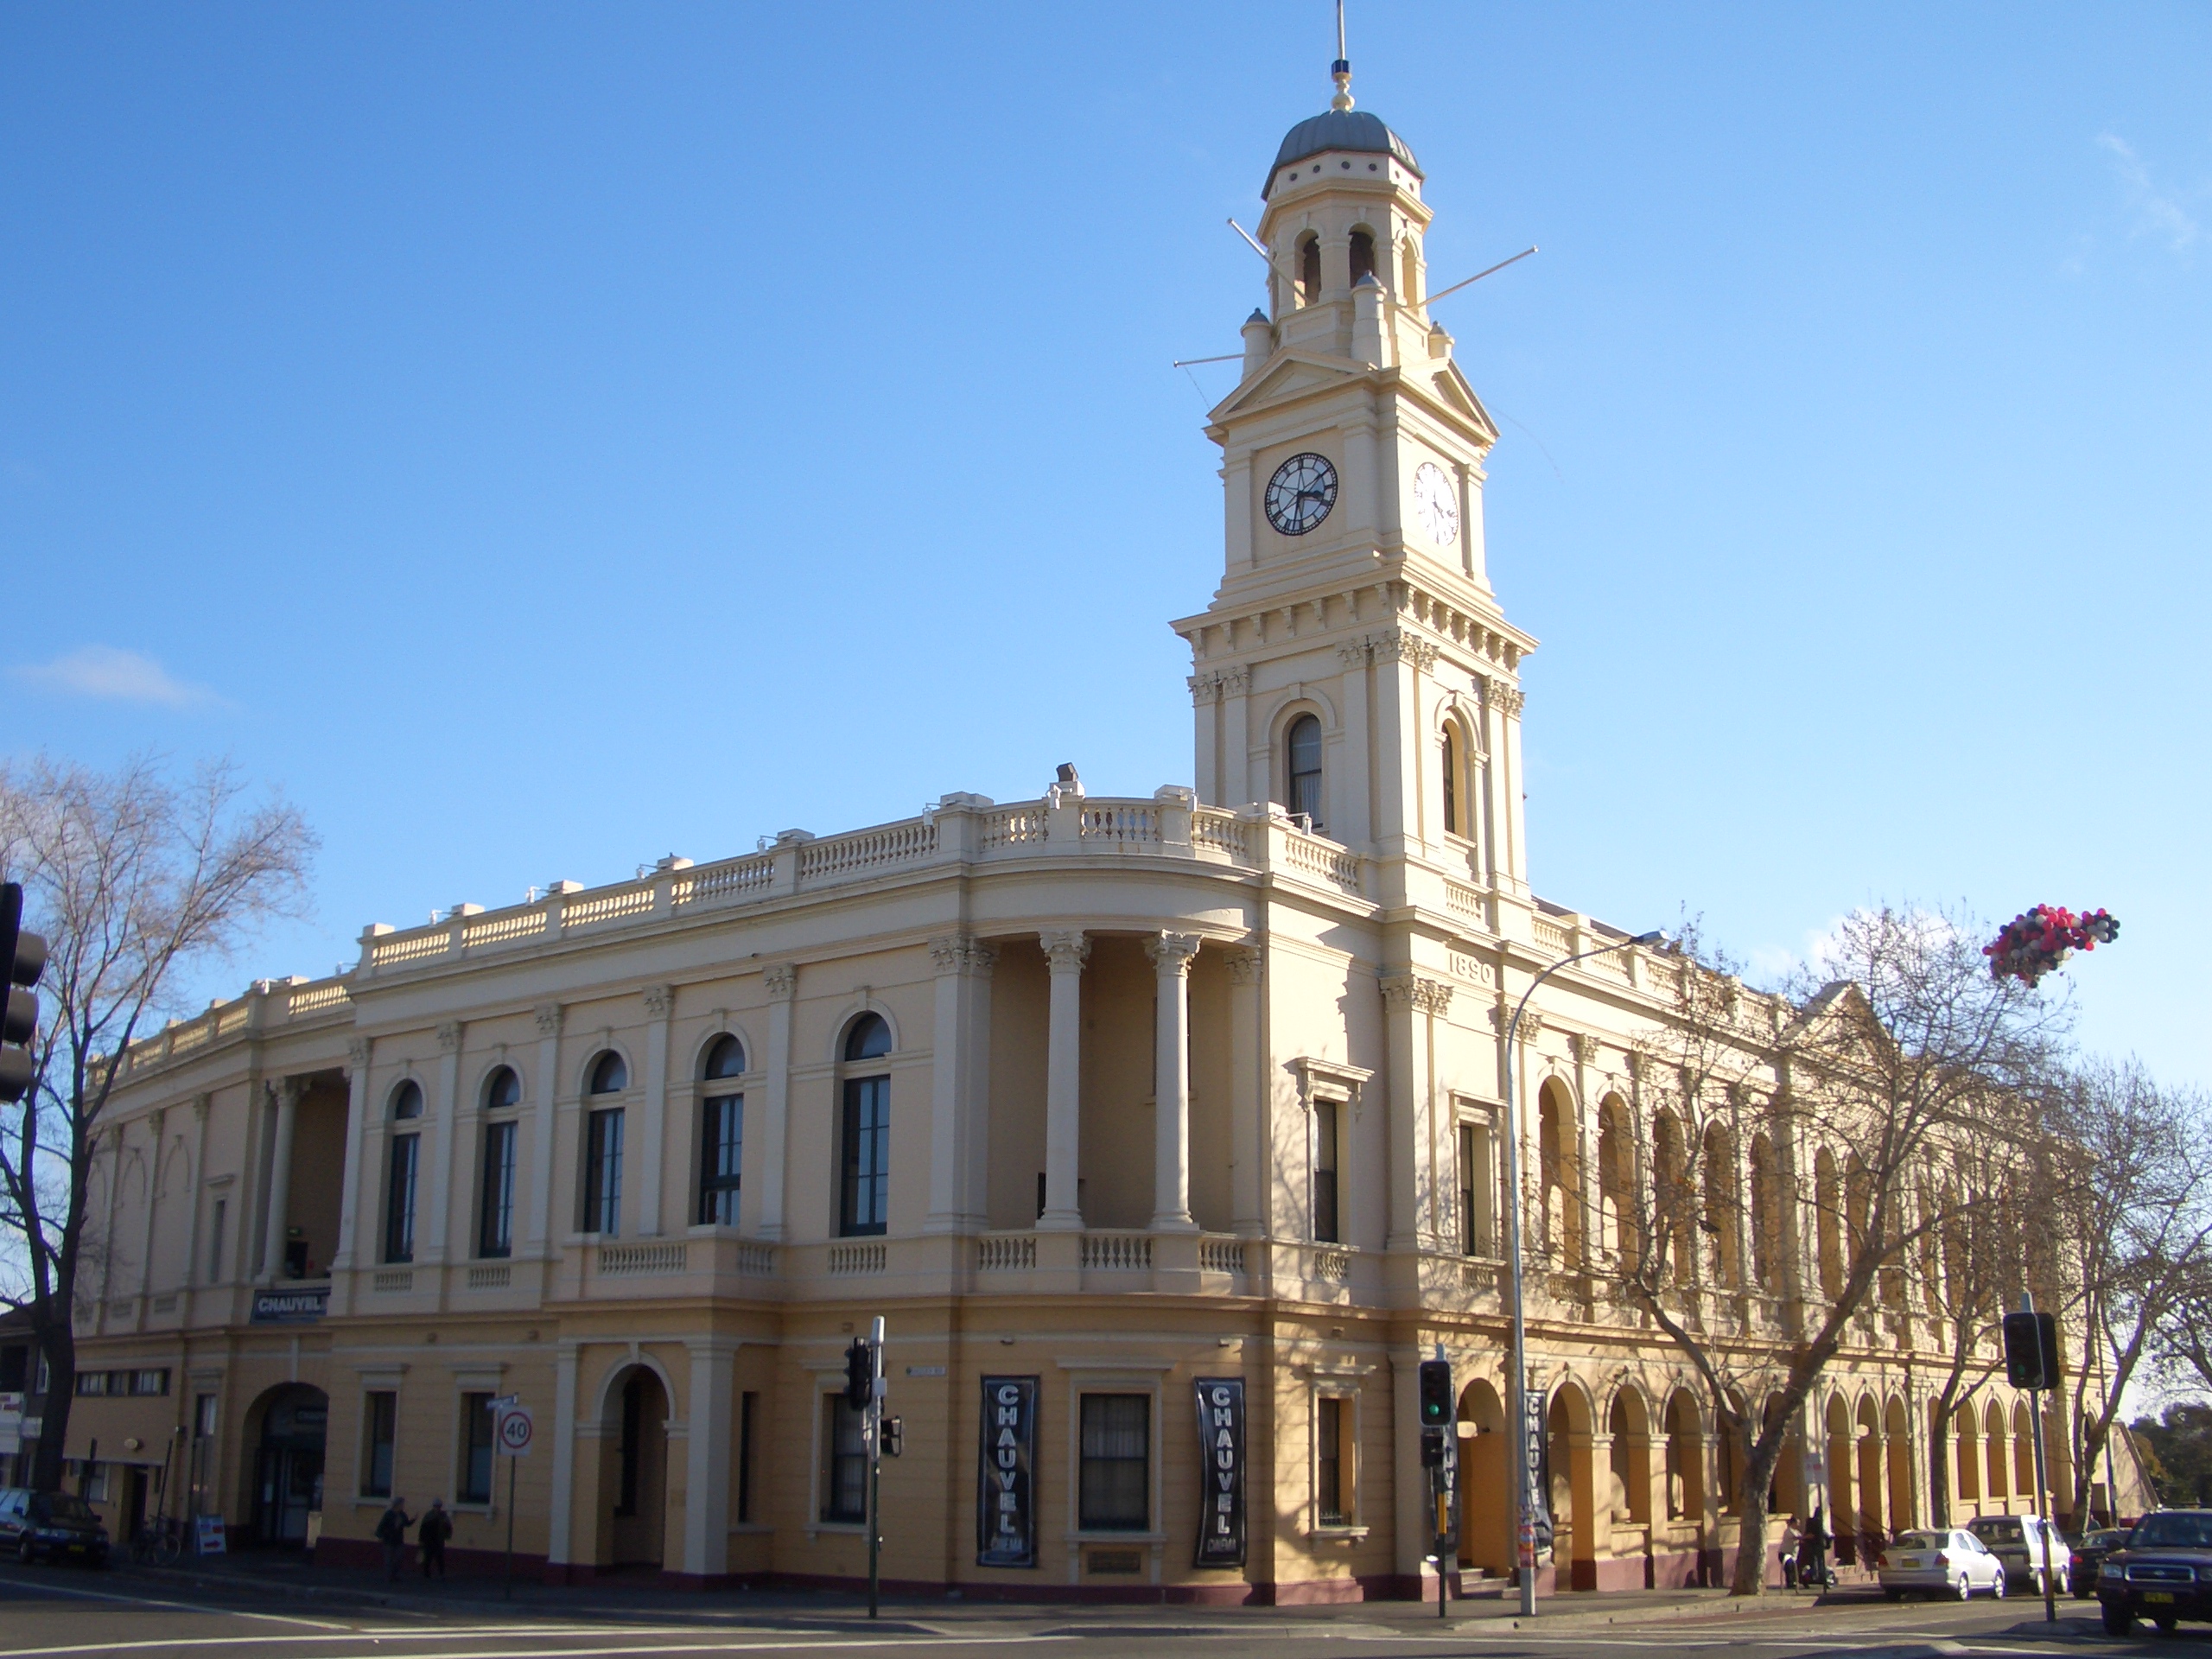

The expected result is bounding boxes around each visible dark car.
[2101,1510,2212,1634]
[0,1487,111,1566]
[2072,1527,2128,1599]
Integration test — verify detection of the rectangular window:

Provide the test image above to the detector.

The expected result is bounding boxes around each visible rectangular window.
[479,1120,517,1258]
[1078,1393,1150,1531]
[1313,1099,1340,1244]
[1317,1395,1349,1524]
[582,1109,624,1236]
[132,1369,169,1396]
[194,1394,219,1440]
[738,1391,760,1523]
[74,1370,107,1396]
[458,1393,495,1504]
[361,1391,397,1497]
[385,1134,419,1263]
[820,1394,867,1522]
[839,1075,889,1236]
[207,1198,226,1283]
[1459,1119,1494,1256]
[698,1095,743,1227]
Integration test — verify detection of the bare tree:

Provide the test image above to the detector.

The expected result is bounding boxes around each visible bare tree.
[1918,1138,2040,1528]
[0,753,314,1491]
[2056,1060,2212,1522]
[1601,907,2062,1597]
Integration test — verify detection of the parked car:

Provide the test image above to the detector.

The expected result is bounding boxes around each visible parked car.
[2100,1509,2212,1635]
[1967,1513,2070,1594]
[1877,1528,2009,1601]
[2071,1527,2129,1598]
[0,1488,111,1566]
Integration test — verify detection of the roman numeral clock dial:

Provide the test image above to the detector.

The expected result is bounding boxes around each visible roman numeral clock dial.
[1264,452,1338,536]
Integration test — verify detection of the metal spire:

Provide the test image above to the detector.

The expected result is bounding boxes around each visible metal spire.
[1331,0,1353,110]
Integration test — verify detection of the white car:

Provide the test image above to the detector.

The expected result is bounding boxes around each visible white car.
[1878,1529,2010,1601]
[1967,1513,2070,1594]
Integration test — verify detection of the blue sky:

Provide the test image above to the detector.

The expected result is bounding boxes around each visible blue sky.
[4,3,2207,1084]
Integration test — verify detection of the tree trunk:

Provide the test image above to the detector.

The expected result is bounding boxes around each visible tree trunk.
[1730,1441,1777,1596]
[30,1313,75,1493]
[1928,1410,1953,1529]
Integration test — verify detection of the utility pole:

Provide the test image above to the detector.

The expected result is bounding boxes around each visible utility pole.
[868,1315,885,1618]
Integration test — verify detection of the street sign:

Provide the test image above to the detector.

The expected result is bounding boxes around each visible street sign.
[495,1402,534,1456]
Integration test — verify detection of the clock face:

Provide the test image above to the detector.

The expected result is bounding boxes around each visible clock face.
[1414,461,1459,547]
[1264,452,1338,537]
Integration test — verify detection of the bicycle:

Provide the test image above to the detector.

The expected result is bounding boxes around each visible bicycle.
[129,1515,184,1567]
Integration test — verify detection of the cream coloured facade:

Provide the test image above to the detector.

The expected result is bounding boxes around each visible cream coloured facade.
[63,72,2122,1601]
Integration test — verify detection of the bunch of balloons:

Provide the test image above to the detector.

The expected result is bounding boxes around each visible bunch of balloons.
[1985,906,2120,986]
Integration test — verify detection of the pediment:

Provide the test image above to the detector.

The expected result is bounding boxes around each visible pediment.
[1421,360,1499,442]
[1209,352,1364,423]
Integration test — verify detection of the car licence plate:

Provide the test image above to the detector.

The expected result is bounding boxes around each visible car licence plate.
[1896,1556,1922,1567]
[2147,1592,2176,1605]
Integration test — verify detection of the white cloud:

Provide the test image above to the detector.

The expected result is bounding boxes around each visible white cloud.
[2097,133,2202,256]
[11,645,226,709]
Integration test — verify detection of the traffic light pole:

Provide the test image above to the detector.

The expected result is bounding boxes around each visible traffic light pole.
[868,1314,885,1619]
[2021,1294,2057,1626]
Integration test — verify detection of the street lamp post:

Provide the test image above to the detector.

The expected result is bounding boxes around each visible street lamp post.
[1502,926,1664,1618]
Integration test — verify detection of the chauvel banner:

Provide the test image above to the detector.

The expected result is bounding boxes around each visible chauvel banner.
[976,1375,1039,1567]
[1192,1376,1247,1568]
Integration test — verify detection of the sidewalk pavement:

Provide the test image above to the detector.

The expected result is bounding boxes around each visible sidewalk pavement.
[110,1552,1897,1634]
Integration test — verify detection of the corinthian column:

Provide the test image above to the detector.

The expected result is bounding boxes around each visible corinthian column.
[1037,931,1089,1231]
[1147,932,1202,1233]
[258,1078,303,1284]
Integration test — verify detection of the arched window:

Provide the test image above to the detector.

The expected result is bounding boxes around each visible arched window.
[1401,239,1420,303]
[1441,726,1460,837]
[1702,1123,1738,1287]
[1287,714,1324,828]
[1297,233,1320,306]
[385,1081,422,1264]
[478,1067,521,1259]
[582,1052,627,1235]
[840,1014,892,1236]
[698,1035,747,1227]
[702,1034,746,1081]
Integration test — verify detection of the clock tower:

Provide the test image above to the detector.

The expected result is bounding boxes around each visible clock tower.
[1173,54,1536,928]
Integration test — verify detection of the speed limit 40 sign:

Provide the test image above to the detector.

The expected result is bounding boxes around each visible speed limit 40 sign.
[495,1402,534,1457]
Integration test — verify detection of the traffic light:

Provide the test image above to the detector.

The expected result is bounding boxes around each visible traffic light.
[1420,1426,1446,1467]
[0,884,47,1106]
[881,1414,903,1458]
[843,1338,874,1409]
[1418,1358,1452,1427]
[2003,1310,2061,1390]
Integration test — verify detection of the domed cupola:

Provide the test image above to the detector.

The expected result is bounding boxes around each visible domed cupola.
[1264,108,1421,200]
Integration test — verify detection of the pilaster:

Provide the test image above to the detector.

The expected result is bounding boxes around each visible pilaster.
[638,985,674,1236]
[757,965,798,1243]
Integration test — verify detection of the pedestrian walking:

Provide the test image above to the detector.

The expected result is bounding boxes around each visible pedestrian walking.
[417,1498,452,1580]
[375,1496,414,1581]
[1780,1515,1802,1590]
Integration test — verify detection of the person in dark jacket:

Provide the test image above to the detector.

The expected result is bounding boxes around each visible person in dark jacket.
[417,1498,452,1580]
[375,1497,414,1581]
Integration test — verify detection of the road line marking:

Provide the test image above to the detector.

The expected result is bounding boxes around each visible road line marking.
[0,1574,348,1630]
[0,1635,1086,1659]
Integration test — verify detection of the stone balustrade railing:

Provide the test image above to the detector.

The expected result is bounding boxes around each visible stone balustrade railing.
[336,789,1370,982]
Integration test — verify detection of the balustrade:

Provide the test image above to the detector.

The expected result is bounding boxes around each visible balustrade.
[1080,1232,1152,1271]
[827,1241,887,1276]
[597,1241,686,1276]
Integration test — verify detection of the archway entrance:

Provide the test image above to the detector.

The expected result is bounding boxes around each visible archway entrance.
[1457,1379,1510,1578]
[251,1383,327,1546]
[1547,1384,1597,1591]
[601,1366,670,1569]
